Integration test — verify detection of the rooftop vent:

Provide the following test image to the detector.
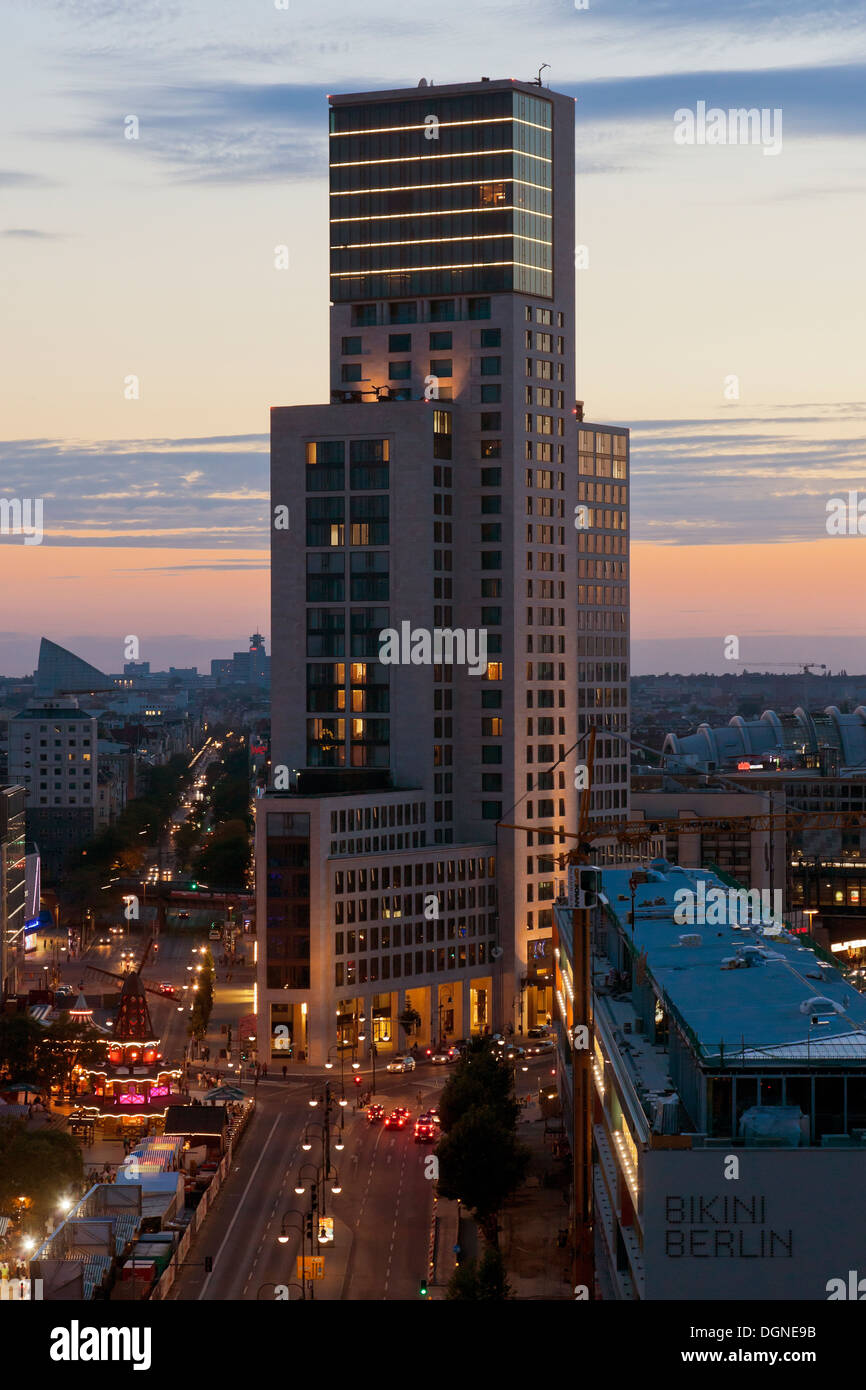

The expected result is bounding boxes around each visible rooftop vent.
[799,995,844,1016]
[678,933,702,948]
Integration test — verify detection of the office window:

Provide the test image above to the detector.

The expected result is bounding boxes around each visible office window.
[480,385,501,403]
[342,336,362,355]
[480,328,501,347]
[389,333,411,352]
[480,412,501,431]
[341,363,362,382]
[480,357,501,376]
[481,801,502,819]
[389,302,417,323]
[468,297,491,319]
[389,361,411,380]
[430,331,452,350]
[480,468,501,487]
[430,299,456,322]
[480,440,501,459]
[430,359,452,377]
[352,304,376,326]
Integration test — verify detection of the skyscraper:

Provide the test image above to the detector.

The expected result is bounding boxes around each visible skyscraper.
[257,77,630,1065]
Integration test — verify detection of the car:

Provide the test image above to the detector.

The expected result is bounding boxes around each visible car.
[527,1038,555,1055]
[384,1109,408,1129]
[366,1104,385,1124]
[528,1026,551,1040]
[414,1120,436,1143]
[177,911,190,920]
[505,1045,526,1060]
[96,935,110,946]
[386,1055,415,1073]
[208,929,221,941]
[158,983,175,996]
[109,926,124,937]
[418,1110,440,1127]
[430,1051,452,1065]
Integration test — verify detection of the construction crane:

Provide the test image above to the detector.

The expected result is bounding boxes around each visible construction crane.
[499,806,866,865]
[733,661,828,674]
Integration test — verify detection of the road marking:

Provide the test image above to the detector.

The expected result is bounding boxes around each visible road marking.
[196,1112,282,1300]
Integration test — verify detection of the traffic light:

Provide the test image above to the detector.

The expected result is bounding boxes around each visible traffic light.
[304,1213,313,1240]
[419,1278,428,1298]
[310,1183,318,1212]
[354,1074,362,1086]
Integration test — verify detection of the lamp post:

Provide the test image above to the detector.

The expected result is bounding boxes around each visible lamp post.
[324,1044,347,1106]
[276,1210,307,1300]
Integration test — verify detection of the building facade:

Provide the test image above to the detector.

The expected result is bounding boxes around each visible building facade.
[554,861,866,1299]
[0,785,27,999]
[258,76,630,1064]
[9,699,99,879]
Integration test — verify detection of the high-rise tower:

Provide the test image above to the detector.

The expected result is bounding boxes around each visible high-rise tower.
[259,78,630,1065]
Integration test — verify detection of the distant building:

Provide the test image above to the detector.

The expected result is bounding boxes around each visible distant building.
[34,638,113,698]
[9,698,99,878]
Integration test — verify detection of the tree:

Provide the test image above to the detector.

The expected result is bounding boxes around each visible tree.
[35,1018,105,1095]
[0,1015,46,1082]
[193,820,251,891]
[436,1105,530,1247]
[438,1041,518,1133]
[0,1120,83,1219]
[446,1246,513,1300]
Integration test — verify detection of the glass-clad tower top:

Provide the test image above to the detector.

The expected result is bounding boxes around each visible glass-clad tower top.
[329,85,553,300]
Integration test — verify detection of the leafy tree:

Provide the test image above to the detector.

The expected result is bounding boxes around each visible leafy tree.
[0,1120,83,1218]
[35,1018,105,1094]
[446,1246,513,1300]
[0,1015,46,1082]
[193,820,251,891]
[438,1041,518,1133]
[436,1104,530,1248]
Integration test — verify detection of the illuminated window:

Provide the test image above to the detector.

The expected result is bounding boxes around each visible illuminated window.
[480,182,506,205]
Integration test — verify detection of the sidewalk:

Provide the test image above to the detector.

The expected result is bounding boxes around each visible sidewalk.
[498,1102,573,1299]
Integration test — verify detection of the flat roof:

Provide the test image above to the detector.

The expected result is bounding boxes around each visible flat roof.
[596,864,866,1061]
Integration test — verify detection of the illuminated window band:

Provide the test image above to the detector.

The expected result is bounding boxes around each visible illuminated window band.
[330,116,551,138]
[331,205,552,225]
[331,148,551,170]
[331,260,552,279]
[331,176,551,199]
[332,231,552,251]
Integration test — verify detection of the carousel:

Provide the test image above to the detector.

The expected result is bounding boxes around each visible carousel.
[69,939,182,1137]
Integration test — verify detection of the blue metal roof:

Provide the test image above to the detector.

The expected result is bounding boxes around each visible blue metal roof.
[598,863,866,1060]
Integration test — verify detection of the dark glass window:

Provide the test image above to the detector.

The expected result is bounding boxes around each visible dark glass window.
[430,331,452,350]
[480,357,501,376]
[480,467,501,486]
[352,304,376,326]
[480,413,500,431]
[389,333,411,352]
[430,359,452,377]
[468,297,491,320]
[341,363,362,382]
[389,361,411,380]
[480,328,501,347]
[389,302,417,324]
[480,385,501,403]
[430,299,455,322]
[342,336,363,354]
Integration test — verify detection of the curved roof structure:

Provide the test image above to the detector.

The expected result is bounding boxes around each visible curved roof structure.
[34,637,113,696]
[663,707,866,773]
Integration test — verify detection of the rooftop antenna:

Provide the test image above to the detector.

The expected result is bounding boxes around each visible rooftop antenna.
[536,63,549,86]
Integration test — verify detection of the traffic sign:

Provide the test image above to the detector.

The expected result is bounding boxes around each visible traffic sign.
[297,1256,325,1280]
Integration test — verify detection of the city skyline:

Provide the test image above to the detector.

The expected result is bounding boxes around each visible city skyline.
[2,1,865,676]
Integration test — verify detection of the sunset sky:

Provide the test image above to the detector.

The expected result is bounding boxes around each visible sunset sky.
[1,0,865,675]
